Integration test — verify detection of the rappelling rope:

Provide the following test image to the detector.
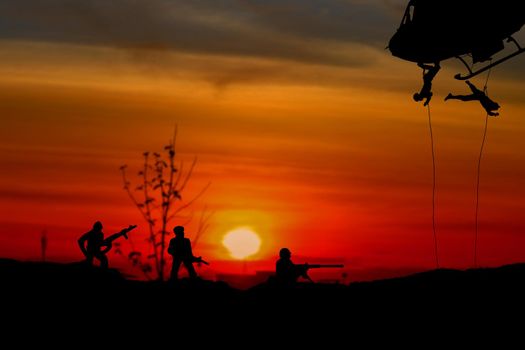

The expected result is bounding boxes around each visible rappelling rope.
[427,103,439,269]
[474,63,492,268]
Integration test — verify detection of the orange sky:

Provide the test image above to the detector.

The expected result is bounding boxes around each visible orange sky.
[1,1,525,281]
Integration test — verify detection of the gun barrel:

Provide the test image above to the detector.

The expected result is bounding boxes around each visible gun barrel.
[194,257,210,265]
[307,264,344,269]
[103,225,137,245]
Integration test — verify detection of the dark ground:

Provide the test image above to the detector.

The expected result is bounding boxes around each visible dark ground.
[1,258,524,342]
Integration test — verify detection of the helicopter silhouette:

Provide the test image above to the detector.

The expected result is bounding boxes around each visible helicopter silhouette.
[388,0,525,80]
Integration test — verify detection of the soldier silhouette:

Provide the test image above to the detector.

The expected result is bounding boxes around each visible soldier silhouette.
[78,221,109,269]
[445,80,500,116]
[274,248,344,284]
[275,247,304,284]
[78,221,136,269]
[413,62,441,106]
[168,226,199,280]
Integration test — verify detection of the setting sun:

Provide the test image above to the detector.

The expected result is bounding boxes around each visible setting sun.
[222,228,262,260]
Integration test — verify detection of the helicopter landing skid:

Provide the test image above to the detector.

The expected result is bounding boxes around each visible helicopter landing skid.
[454,37,525,80]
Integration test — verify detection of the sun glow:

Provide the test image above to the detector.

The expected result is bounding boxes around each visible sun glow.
[222,227,262,260]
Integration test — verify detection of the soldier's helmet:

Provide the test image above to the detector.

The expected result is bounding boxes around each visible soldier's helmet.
[93,221,103,231]
[279,247,291,259]
[173,226,184,235]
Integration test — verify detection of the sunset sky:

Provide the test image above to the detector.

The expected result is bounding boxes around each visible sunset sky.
[1,0,525,281]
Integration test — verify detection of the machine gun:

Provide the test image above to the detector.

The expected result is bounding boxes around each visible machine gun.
[295,263,344,282]
[100,225,137,253]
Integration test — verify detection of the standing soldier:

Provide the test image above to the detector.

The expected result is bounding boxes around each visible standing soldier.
[168,226,202,280]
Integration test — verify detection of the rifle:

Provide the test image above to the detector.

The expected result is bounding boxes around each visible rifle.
[101,225,137,253]
[296,263,344,282]
[193,256,210,266]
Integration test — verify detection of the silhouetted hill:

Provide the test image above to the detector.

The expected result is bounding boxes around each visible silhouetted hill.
[0,259,237,312]
[2,259,525,335]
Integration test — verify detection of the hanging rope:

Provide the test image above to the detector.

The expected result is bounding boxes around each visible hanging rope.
[474,64,492,268]
[482,60,493,93]
[474,113,488,268]
[427,103,439,269]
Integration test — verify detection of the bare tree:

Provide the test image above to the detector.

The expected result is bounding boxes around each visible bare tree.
[119,128,210,280]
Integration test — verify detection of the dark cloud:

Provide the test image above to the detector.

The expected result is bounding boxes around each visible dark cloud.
[2,0,524,82]
[231,0,401,45]
[0,188,123,205]
[0,0,402,67]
